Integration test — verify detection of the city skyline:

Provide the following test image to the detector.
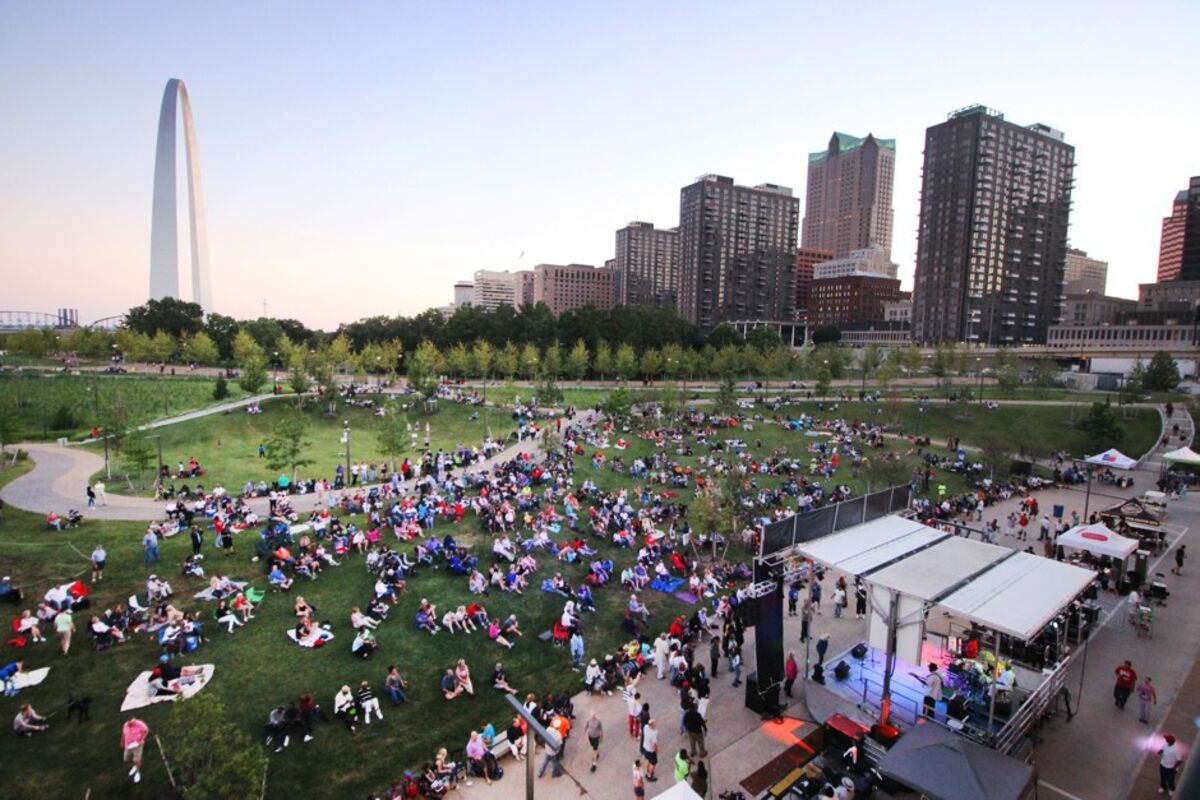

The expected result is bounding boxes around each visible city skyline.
[2,2,1198,329]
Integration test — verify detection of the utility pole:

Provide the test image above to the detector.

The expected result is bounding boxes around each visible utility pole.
[343,420,351,482]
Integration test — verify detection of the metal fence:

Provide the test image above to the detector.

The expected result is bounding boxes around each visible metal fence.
[760,485,912,559]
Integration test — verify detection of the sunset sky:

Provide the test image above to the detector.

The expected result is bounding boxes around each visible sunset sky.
[2,1,1197,329]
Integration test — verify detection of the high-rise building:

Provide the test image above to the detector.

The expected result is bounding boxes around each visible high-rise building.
[802,132,895,258]
[677,175,799,331]
[794,247,834,322]
[811,246,898,281]
[453,281,474,307]
[614,222,679,308]
[532,263,615,315]
[911,105,1075,345]
[1157,177,1200,282]
[1063,249,1108,295]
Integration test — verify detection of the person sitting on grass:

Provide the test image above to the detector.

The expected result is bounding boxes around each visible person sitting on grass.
[294,596,316,620]
[16,610,43,643]
[232,591,255,622]
[385,665,409,705]
[215,599,243,633]
[416,609,438,635]
[333,685,359,734]
[454,659,475,695]
[352,628,379,659]
[486,619,514,649]
[147,575,172,601]
[13,703,49,735]
[441,668,465,700]
[442,608,464,634]
[268,565,293,592]
[491,662,517,694]
[350,607,378,631]
[366,597,389,622]
[454,605,478,633]
[468,570,488,595]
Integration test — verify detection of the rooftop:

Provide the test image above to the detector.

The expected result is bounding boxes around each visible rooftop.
[808,131,896,162]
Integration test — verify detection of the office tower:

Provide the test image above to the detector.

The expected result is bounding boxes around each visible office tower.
[794,247,834,322]
[802,132,895,257]
[614,222,680,308]
[1157,177,1200,282]
[517,270,535,307]
[1063,249,1108,295]
[453,281,474,307]
[911,105,1075,345]
[532,263,615,315]
[471,270,518,310]
[677,175,799,330]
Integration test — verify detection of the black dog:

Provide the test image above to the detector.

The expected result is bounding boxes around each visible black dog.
[67,694,91,723]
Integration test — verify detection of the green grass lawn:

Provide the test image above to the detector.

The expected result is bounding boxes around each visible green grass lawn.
[84,398,516,495]
[0,373,248,442]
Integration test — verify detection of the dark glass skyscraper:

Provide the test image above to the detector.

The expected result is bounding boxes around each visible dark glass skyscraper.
[912,105,1075,345]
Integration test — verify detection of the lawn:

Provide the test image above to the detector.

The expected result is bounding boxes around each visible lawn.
[84,398,518,495]
[0,373,248,442]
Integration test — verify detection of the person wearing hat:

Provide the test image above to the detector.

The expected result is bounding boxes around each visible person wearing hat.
[1159,734,1181,795]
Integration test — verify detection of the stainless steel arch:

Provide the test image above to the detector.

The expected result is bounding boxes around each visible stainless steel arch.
[149,79,212,311]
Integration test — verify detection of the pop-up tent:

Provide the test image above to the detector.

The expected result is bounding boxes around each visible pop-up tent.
[1086,448,1138,470]
[1057,523,1138,560]
[1162,446,1200,465]
[876,723,1036,800]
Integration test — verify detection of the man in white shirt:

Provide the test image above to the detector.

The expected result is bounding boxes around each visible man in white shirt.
[924,663,943,719]
[1159,734,1181,795]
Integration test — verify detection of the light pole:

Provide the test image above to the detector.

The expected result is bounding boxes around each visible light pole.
[342,420,351,483]
[147,434,163,497]
[272,351,279,393]
[976,357,983,404]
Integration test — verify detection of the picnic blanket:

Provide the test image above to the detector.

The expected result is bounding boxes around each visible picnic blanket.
[13,667,50,690]
[673,591,699,605]
[650,576,685,594]
[120,664,214,712]
[286,628,334,648]
[193,581,248,601]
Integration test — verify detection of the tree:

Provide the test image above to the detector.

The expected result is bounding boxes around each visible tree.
[159,694,268,800]
[713,374,738,415]
[976,429,1012,480]
[518,343,541,380]
[406,340,442,399]
[121,430,156,488]
[471,338,494,381]
[993,348,1019,394]
[327,333,354,374]
[931,343,954,384]
[565,339,589,383]
[602,386,634,424]
[212,375,229,401]
[1031,358,1060,389]
[811,325,841,345]
[858,345,883,390]
[876,361,899,391]
[691,473,745,562]
[0,400,18,453]
[542,342,563,379]
[1077,400,1125,453]
[746,325,783,352]
[288,351,310,399]
[266,409,314,481]
[376,403,410,472]
[815,366,832,399]
[145,331,175,364]
[1142,351,1181,392]
[445,343,470,379]
[593,340,613,382]
[614,343,638,381]
[535,370,563,405]
[124,297,204,340]
[183,331,220,366]
[238,359,268,395]
[639,348,664,382]
[495,341,519,379]
[706,323,741,349]
[232,329,265,368]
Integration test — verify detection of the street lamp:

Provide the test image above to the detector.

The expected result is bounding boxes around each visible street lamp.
[272,351,279,393]
[146,434,164,498]
[976,357,983,403]
[342,420,351,484]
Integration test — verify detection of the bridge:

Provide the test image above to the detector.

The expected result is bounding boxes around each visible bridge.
[0,310,124,332]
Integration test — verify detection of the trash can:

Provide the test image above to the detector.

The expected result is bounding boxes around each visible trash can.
[1052,504,1064,519]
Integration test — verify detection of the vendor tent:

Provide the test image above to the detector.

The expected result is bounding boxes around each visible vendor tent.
[651,783,704,800]
[1100,498,1165,526]
[877,723,1036,800]
[1162,446,1200,465]
[1057,523,1138,560]
[1086,448,1138,470]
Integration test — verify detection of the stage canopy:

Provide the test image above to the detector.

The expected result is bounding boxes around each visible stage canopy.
[1085,448,1138,470]
[1056,523,1138,560]
[1162,446,1200,465]
[796,516,1096,642]
[877,723,1036,800]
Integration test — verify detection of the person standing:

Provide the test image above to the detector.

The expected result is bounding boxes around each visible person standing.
[94,481,106,506]
[784,651,799,698]
[632,759,646,799]
[854,580,867,619]
[815,633,830,665]
[1173,545,1186,576]
[683,705,707,758]
[709,636,721,678]
[585,710,603,772]
[923,663,943,719]
[1113,660,1137,709]
[730,646,743,687]
[787,582,799,617]
[655,634,671,680]
[142,529,160,567]
[801,596,814,642]
[810,580,822,614]
[623,687,642,738]
[86,485,96,508]
[121,717,149,784]
[691,760,709,796]
[190,526,203,556]
[674,749,691,784]
[90,544,106,583]
[1159,734,1181,795]
[570,630,585,670]
[55,607,75,656]
[833,584,846,618]
[640,719,659,782]
[1136,676,1158,724]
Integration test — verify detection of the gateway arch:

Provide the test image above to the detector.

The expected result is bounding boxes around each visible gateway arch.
[148,78,212,311]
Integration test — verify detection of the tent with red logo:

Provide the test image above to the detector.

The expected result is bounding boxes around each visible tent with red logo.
[1084,448,1138,470]
[1056,523,1138,560]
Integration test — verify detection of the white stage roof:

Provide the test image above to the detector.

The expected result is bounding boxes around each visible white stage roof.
[868,537,1011,599]
[795,515,948,575]
[939,553,1096,641]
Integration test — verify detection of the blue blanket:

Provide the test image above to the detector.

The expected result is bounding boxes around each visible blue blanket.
[650,576,685,594]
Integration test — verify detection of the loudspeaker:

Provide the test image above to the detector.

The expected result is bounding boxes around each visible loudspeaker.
[833,660,851,681]
[744,672,780,713]
[850,643,868,660]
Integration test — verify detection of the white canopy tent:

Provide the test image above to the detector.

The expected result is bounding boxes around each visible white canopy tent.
[1085,448,1138,470]
[1056,523,1138,561]
[795,515,949,575]
[1162,446,1200,465]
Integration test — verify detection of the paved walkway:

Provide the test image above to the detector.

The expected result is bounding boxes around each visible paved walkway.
[0,436,543,521]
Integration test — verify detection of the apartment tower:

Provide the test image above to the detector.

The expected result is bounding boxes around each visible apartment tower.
[613,222,680,308]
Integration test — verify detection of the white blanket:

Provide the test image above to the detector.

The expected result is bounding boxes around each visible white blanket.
[13,667,49,690]
[192,581,248,601]
[286,628,334,648]
[120,664,214,712]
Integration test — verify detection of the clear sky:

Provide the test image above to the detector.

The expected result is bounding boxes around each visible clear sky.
[2,1,1197,330]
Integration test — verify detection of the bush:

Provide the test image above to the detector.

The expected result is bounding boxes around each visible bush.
[49,404,77,431]
[212,375,229,401]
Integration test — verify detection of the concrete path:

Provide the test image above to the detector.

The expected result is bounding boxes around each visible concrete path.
[0,437,543,521]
